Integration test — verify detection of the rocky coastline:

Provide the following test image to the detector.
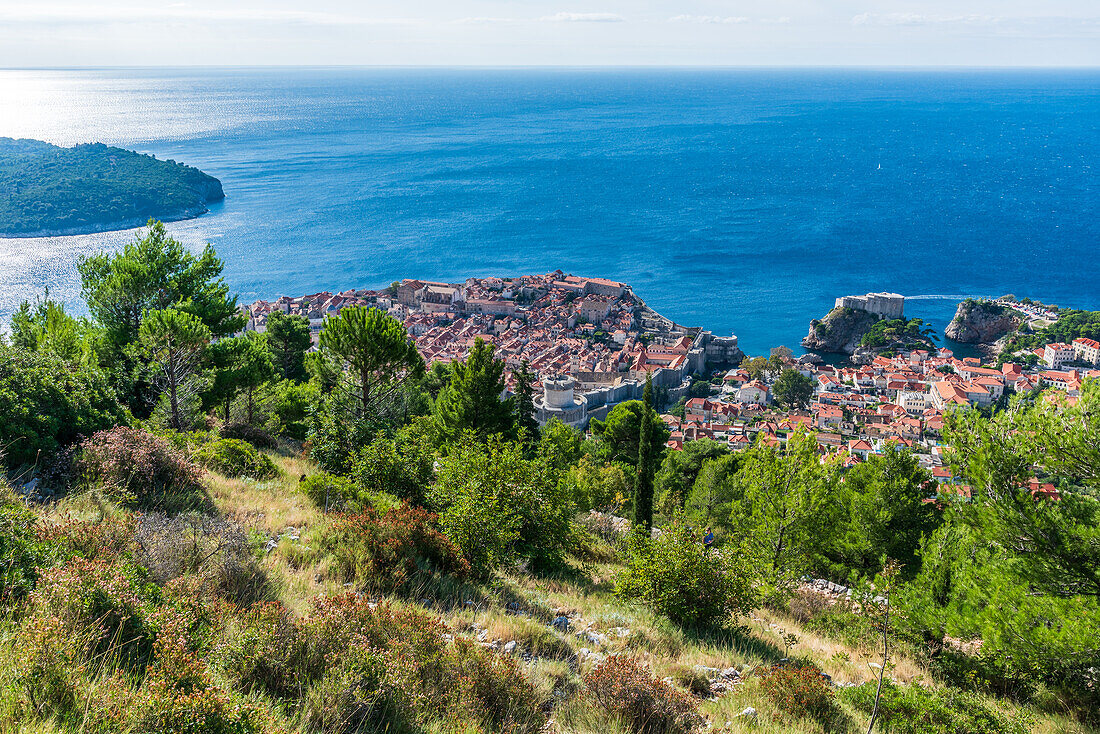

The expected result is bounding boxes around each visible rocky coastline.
[1,203,219,239]
[801,306,880,355]
[945,299,1020,344]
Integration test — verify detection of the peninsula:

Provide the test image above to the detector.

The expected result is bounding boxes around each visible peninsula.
[245,272,744,427]
[0,137,224,237]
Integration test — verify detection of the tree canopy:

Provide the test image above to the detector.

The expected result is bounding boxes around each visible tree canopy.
[319,306,425,420]
[590,399,670,467]
[78,220,243,352]
[264,310,311,382]
[432,338,515,444]
[0,138,223,237]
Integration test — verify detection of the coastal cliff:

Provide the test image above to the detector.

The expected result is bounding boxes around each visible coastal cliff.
[801,307,880,355]
[945,299,1020,344]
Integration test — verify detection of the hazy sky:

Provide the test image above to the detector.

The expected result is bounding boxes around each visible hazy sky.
[0,0,1097,67]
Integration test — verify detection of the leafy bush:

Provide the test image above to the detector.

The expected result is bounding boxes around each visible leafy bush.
[431,435,578,578]
[262,378,318,440]
[840,681,1033,734]
[0,345,127,467]
[154,428,214,454]
[299,471,362,512]
[305,407,374,474]
[616,521,756,627]
[219,422,277,449]
[194,438,279,480]
[351,421,435,505]
[758,661,837,721]
[0,498,51,603]
[584,655,701,734]
[318,505,470,594]
[79,427,206,511]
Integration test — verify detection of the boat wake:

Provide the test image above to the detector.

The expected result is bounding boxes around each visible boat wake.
[904,294,994,301]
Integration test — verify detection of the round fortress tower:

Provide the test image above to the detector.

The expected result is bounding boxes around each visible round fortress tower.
[534,374,588,429]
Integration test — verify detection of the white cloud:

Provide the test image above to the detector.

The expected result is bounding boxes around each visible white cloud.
[668,15,749,24]
[851,13,1001,27]
[760,16,791,25]
[0,4,414,26]
[452,16,518,25]
[540,12,625,23]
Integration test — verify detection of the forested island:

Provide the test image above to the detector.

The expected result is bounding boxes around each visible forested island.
[0,137,223,237]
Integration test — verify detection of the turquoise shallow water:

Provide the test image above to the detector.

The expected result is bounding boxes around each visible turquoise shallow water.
[1,68,1097,356]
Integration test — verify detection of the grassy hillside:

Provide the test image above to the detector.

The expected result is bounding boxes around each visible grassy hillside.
[2,445,1088,734]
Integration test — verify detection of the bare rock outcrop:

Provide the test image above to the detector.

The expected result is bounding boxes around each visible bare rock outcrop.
[945,299,1020,344]
[801,307,879,355]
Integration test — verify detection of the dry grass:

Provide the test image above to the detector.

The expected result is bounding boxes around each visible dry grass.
[133,451,1098,734]
[205,452,318,535]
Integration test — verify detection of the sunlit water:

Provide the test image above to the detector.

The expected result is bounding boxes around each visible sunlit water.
[2,68,1097,355]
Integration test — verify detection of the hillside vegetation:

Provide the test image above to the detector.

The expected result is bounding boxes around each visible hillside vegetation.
[0,138,223,236]
[0,222,1097,734]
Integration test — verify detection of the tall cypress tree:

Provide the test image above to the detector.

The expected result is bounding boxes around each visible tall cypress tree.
[513,359,540,442]
[634,372,656,534]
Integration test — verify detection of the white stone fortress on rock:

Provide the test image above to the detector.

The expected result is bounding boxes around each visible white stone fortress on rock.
[835,292,905,319]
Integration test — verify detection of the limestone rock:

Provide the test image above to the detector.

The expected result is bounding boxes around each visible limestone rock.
[945,299,1020,344]
[801,307,880,355]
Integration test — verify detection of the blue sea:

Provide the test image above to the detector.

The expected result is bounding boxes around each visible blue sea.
[1,68,1097,356]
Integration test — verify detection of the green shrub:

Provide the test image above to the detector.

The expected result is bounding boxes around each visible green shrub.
[194,438,278,480]
[305,408,373,475]
[431,435,578,578]
[0,345,127,467]
[840,681,1033,734]
[0,498,51,603]
[584,655,700,734]
[154,428,214,454]
[351,422,435,506]
[300,471,361,512]
[616,521,756,627]
[79,427,206,511]
[262,379,318,440]
[318,505,470,594]
[220,423,277,449]
[758,661,837,722]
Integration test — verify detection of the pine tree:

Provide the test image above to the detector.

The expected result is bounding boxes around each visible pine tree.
[634,372,656,534]
[265,310,311,382]
[138,308,211,431]
[319,306,424,420]
[433,338,516,443]
[513,359,540,442]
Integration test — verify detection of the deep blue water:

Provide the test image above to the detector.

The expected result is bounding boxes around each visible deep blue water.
[1,68,1097,356]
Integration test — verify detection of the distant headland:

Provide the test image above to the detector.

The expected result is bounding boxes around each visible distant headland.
[0,138,224,238]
